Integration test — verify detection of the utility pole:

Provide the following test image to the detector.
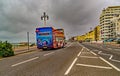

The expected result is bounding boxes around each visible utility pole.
[41,12,49,26]
[27,32,29,50]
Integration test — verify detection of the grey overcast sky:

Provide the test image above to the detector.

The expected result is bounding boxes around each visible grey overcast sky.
[0,0,120,43]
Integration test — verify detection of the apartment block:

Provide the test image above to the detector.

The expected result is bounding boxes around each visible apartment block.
[100,6,120,40]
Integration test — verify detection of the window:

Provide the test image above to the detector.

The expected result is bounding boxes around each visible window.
[38,32,49,35]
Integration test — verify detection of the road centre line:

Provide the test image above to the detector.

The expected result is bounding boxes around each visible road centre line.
[64,58,78,75]
[44,52,55,56]
[64,45,83,75]
[76,63,112,69]
[11,57,39,67]
[77,48,83,56]
[100,57,120,71]
[80,56,99,59]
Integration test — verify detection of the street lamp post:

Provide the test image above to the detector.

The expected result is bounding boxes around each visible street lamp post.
[27,32,29,50]
[41,12,49,26]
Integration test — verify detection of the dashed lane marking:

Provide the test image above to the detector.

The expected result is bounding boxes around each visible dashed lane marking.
[100,57,120,71]
[11,57,39,67]
[44,52,55,56]
[80,56,99,59]
[76,63,112,69]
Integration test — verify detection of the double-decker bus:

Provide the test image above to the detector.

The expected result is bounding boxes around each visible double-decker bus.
[36,27,65,50]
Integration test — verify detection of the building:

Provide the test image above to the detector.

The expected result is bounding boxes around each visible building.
[94,25,101,41]
[77,35,86,41]
[100,6,120,40]
[76,25,101,42]
[110,15,120,39]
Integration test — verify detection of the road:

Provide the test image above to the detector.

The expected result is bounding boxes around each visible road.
[82,42,120,70]
[0,42,120,76]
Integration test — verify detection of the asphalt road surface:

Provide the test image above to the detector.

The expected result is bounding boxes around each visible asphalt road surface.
[0,42,120,76]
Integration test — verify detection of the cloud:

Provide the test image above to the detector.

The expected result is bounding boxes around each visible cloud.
[0,0,119,42]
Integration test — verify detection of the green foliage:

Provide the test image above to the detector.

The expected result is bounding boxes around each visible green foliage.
[0,41,14,57]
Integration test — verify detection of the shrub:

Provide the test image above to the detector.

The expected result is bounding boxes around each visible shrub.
[0,41,14,57]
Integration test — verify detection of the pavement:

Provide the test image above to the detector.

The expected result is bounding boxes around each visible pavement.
[0,42,120,76]
[13,46,38,55]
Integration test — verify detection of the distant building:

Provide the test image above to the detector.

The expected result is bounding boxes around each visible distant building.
[76,25,100,42]
[94,25,101,41]
[100,6,120,40]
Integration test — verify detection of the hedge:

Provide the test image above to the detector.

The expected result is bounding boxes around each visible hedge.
[0,41,14,57]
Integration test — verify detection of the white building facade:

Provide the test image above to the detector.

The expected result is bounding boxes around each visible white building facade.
[100,6,120,40]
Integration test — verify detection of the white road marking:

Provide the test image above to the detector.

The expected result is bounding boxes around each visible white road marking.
[98,51,120,63]
[85,48,90,51]
[98,51,102,54]
[11,57,39,67]
[111,59,120,63]
[64,45,83,75]
[109,55,113,60]
[90,51,97,56]
[114,49,120,51]
[84,47,97,56]
[93,50,99,52]
[76,63,112,69]
[44,52,55,56]
[82,52,90,53]
[80,56,99,59]
[78,44,85,48]
[77,48,83,56]
[108,48,112,50]
[64,58,78,75]
[100,57,120,71]
[101,53,112,56]
[66,43,72,48]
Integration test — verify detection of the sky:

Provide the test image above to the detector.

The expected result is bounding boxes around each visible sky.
[0,0,120,43]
